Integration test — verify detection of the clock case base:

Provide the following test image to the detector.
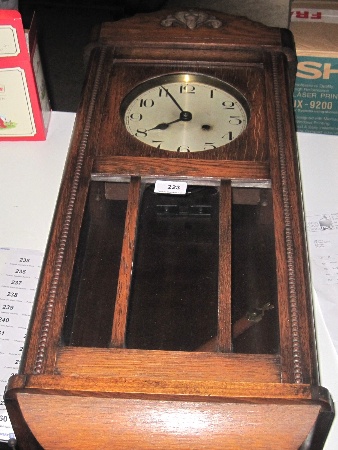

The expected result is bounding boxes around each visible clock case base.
[6,9,334,449]
[6,374,333,450]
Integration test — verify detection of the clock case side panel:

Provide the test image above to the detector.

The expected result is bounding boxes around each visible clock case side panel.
[16,48,107,377]
[264,49,320,387]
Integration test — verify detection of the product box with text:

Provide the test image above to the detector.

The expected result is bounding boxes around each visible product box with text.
[290,1,338,135]
[0,10,50,140]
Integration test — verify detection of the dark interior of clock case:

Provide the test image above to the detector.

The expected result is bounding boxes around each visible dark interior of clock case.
[62,180,279,354]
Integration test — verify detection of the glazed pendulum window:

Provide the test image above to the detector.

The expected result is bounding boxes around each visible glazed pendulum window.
[63,179,279,355]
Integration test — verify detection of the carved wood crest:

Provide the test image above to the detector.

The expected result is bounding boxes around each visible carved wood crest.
[161,10,223,30]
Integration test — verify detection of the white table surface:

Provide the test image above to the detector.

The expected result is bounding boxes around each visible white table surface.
[0,112,76,251]
[1,112,337,448]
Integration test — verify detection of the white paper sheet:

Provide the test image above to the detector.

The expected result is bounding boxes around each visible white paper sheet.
[306,212,338,352]
[0,247,43,442]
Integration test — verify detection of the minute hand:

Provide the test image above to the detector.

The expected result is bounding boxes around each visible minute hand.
[161,85,185,112]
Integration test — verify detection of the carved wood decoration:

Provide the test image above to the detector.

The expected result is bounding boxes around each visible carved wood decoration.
[160,10,223,29]
[5,9,334,450]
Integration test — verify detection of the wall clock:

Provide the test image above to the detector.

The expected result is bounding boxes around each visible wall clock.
[5,9,334,450]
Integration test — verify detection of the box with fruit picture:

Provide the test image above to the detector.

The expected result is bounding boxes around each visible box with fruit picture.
[0,10,50,140]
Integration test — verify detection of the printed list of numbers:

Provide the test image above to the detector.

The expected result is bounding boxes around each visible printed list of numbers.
[0,248,43,442]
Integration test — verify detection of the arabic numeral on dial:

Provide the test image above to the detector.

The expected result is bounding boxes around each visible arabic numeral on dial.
[129,113,143,121]
[180,84,195,94]
[0,415,8,422]
[229,116,243,125]
[177,145,190,153]
[158,88,170,97]
[0,317,10,323]
[135,129,148,137]
[152,140,163,149]
[222,101,235,109]
[204,142,216,151]
[222,131,233,141]
[139,99,154,108]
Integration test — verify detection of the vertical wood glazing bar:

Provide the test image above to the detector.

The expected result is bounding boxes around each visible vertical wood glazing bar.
[217,179,232,352]
[110,176,141,348]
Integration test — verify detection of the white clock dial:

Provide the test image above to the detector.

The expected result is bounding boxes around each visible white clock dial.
[121,73,249,153]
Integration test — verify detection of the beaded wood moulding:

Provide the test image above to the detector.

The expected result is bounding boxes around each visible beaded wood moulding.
[6,9,334,450]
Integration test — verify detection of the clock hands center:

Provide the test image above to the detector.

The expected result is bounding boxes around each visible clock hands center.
[146,110,192,132]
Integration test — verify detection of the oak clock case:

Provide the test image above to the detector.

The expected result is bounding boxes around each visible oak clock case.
[5,9,333,450]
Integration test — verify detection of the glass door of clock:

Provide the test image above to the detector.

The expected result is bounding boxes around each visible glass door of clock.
[126,183,219,351]
[62,178,279,355]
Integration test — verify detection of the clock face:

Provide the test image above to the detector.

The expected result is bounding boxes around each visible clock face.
[120,73,249,153]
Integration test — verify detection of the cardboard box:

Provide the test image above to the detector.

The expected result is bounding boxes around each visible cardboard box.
[290,1,338,135]
[0,10,50,140]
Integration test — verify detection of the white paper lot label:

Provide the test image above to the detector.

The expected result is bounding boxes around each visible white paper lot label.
[154,180,187,195]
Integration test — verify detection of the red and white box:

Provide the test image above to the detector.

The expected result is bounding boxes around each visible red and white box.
[0,10,51,140]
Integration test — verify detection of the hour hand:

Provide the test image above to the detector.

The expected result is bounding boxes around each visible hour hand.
[146,117,182,131]
[146,111,193,132]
